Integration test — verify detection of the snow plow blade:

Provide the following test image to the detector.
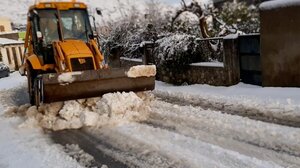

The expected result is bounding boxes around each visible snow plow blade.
[34,66,155,105]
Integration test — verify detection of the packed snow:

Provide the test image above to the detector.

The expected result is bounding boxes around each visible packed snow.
[0,72,26,90]
[0,105,83,168]
[150,100,300,156]
[120,57,143,63]
[63,144,95,167]
[190,62,224,68]
[0,37,24,45]
[126,65,156,78]
[96,123,282,168]
[58,72,83,84]
[260,0,300,10]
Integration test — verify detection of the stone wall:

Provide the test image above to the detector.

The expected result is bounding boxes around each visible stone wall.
[156,36,240,86]
[159,65,229,86]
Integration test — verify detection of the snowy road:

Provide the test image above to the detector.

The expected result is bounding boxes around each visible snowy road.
[1,73,300,168]
[50,99,300,168]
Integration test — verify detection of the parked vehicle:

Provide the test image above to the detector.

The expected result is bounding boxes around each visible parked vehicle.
[0,63,10,78]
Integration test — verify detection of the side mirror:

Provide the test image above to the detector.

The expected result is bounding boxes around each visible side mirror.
[96,8,102,16]
[28,12,33,21]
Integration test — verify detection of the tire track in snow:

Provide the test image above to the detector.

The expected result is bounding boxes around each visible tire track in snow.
[51,128,186,168]
[87,123,284,168]
[0,85,29,107]
[154,90,300,128]
[50,129,129,168]
[149,100,300,159]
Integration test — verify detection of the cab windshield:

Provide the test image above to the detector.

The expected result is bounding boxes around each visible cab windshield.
[34,9,92,45]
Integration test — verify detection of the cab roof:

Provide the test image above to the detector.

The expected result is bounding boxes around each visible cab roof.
[29,1,87,11]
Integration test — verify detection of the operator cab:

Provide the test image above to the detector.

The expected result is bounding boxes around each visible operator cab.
[29,7,93,64]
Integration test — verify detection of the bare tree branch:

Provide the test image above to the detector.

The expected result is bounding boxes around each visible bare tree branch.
[181,0,187,8]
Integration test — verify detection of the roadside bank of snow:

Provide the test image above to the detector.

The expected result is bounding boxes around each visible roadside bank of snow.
[155,81,300,125]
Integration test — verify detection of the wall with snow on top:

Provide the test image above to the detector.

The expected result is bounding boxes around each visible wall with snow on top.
[260,0,300,10]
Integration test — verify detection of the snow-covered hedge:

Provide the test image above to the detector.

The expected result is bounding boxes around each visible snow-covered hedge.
[101,22,158,60]
[155,34,202,65]
[154,34,216,85]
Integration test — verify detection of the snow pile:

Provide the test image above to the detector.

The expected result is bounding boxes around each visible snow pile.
[127,65,156,78]
[58,72,82,84]
[13,92,152,131]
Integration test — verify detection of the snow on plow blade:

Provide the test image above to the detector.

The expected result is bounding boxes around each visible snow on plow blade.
[36,66,156,104]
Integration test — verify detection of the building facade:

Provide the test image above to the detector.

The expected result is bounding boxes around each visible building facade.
[0,17,12,32]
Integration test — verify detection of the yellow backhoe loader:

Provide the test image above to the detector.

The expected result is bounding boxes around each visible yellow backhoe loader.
[19,1,155,106]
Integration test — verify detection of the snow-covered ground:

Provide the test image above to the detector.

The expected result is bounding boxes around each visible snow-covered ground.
[0,72,26,90]
[155,81,300,126]
[156,81,300,105]
[1,71,300,167]
[0,73,85,168]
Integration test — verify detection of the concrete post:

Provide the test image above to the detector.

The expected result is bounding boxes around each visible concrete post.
[223,35,240,85]
[260,2,300,87]
[0,47,8,65]
[8,47,14,70]
[15,45,22,66]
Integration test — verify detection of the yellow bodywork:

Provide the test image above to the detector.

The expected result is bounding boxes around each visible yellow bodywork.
[27,55,54,71]
[21,1,104,73]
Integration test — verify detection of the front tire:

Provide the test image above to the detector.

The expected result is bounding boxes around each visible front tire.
[26,64,37,105]
[34,76,42,107]
[5,71,9,77]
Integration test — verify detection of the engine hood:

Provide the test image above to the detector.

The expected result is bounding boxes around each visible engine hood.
[58,40,93,57]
